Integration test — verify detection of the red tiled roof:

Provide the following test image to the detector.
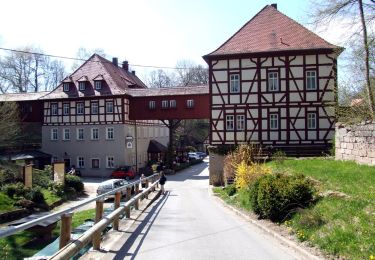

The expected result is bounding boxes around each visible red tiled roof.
[205,5,341,58]
[128,85,208,97]
[41,54,147,100]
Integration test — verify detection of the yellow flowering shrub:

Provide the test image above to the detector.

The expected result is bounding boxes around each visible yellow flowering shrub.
[234,160,271,190]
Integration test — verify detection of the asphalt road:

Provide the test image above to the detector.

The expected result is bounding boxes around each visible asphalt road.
[113,158,302,260]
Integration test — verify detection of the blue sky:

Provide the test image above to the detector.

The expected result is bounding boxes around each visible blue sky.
[0,0,348,81]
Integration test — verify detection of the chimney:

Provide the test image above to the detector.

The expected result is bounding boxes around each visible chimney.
[131,70,136,75]
[112,57,118,67]
[122,61,129,71]
[271,3,277,9]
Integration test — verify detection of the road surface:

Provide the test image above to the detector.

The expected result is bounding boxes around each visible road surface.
[109,158,303,260]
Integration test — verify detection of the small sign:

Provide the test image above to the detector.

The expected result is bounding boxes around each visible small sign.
[127,142,133,149]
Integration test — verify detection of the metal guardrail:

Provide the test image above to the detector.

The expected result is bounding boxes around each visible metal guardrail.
[0,173,160,238]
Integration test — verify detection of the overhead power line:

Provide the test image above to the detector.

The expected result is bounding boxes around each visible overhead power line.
[0,47,205,70]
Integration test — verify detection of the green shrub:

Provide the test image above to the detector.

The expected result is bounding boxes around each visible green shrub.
[0,169,16,185]
[24,187,45,203]
[65,175,84,193]
[250,173,316,222]
[32,166,53,188]
[272,150,286,165]
[223,184,237,196]
[2,183,27,198]
[49,182,65,197]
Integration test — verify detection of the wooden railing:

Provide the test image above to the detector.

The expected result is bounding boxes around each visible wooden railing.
[0,173,161,259]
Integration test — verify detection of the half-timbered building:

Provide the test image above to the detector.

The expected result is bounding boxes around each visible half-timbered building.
[40,55,170,176]
[203,4,343,154]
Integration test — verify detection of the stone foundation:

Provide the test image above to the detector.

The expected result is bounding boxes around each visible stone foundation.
[209,152,225,186]
[335,121,375,166]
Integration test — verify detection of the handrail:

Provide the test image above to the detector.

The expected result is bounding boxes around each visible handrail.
[0,173,160,238]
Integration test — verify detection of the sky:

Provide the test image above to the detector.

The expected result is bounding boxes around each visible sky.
[0,0,355,83]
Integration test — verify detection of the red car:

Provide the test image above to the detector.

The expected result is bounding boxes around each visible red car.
[111,166,136,180]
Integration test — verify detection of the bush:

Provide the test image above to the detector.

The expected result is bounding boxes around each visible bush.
[65,175,84,193]
[32,165,53,188]
[2,183,27,198]
[0,168,17,185]
[250,173,316,222]
[234,161,271,190]
[24,187,45,203]
[272,150,286,166]
[49,182,65,197]
[15,199,35,209]
[223,184,237,196]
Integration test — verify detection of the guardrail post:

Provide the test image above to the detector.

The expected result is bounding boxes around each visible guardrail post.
[145,179,149,188]
[59,212,73,249]
[113,192,121,231]
[93,199,104,250]
[126,187,132,202]
[125,205,131,218]
[135,183,139,194]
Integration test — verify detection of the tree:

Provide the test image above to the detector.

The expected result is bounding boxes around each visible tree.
[0,102,21,149]
[175,60,208,86]
[71,47,107,71]
[310,0,375,114]
[146,69,175,88]
[0,46,66,93]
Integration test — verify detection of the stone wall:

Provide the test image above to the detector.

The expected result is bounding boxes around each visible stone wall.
[209,152,225,186]
[335,121,375,166]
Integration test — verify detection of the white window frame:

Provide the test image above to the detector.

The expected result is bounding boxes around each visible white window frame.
[95,81,102,90]
[230,74,240,93]
[91,158,100,169]
[91,128,99,140]
[91,102,99,114]
[106,156,115,168]
[51,103,58,115]
[226,115,234,131]
[63,82,70,92]
[270,114,279,130]
[149,101,156,109]
[307,112,317,129]
[106,127,114,140]
[63,103,70,115]
[63,128,70,140]
[306,70,317,90]
[79,81,86,91]
[51,128,58,140]
[161,100,168,108]
[77,156,85,168]
[236,115,245,130]
[187,99,194,108]
[268,71,279,91]
[76,102,84,115]
[77,128,84,140]
[106,101,113,113]
[170,100,176,108]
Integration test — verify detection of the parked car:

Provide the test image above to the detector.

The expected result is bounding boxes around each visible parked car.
[96,179,128,197]
[111,166,135,180]
[195,152,207,158]
[188,152,202,160]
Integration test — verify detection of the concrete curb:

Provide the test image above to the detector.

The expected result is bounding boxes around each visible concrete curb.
[208,186,323,260]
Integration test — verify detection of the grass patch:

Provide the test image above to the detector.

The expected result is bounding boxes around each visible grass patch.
[268,158,375,260]
[0,193,16,213]
[0,209,95,259]
[41,189,62,206]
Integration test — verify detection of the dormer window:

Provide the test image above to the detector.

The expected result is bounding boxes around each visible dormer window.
[63,82,70,92]
[79,81,86,91]
[95,81,102,90]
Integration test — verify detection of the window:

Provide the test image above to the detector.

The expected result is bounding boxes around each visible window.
[307,112,317,129]
[106,101,113,113]
[106,156,115,168]
[51,103,58,115]
[51,129,58,140]
[230,74,240,93]
[106,127,114,140]
[149,101,156,109]
[63,82,70,92]
[170,100,176,108]
[91,128,99,140]
[226,115,234,130]
[91,102,98,114]
[306,70,317,90]
[76,102,84,115]
[268,72,279,91]
[77,128,84,140]
[161,100,168,108]
[79,81,86,91]
[187,99,194,108]
[63,128,70,140]
[91,158,100,169]
[270,114,279,129]
[237,115,245,130]
[77,157,85,168]
[63,103,70,115]
[95,81,102,90]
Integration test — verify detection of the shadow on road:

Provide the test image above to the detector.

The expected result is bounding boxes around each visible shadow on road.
[112,192,170,260]
[166,160,209,183]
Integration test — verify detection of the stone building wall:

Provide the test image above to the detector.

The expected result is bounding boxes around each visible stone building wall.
[335,121,375,166]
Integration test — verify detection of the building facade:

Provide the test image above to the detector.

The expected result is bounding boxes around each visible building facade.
[203,4,342,154]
